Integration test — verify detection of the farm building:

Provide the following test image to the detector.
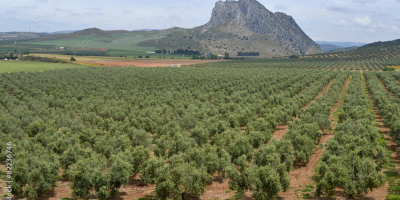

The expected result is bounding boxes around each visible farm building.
[59,47,65,50]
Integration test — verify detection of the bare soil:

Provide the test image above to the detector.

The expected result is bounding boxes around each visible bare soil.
[270,125,289,142]
[303,78,336,109]
[79,59,224,67]
[0,161,6,198]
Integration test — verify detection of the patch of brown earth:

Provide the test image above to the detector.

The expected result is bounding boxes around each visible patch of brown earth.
[270,125,289,142]
[0,161,6,197]
[200,176,232,200]
[303,78,336,109]
[110,175,155,200]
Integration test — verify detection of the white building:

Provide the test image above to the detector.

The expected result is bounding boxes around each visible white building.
[59,47,65,50]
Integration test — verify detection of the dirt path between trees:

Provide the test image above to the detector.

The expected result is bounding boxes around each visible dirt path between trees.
[270,78,336,142]
[379,78,396,98]
[276,76,351,199]
[361,77,400,200]
[0,162,6,198]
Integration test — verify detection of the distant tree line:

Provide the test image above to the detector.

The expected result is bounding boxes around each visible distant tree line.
[173,48,201,55]
[155,48,202,55]
[0,53,18,60]
[155,49,168,54]
[30,50,108,57]
[21,55,69,63]
[60,51,108,56]
[238,52,260,56]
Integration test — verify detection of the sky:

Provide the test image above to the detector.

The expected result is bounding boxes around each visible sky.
[0,0,399,43]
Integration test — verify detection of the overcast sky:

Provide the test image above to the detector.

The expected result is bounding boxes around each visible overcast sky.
[1,0,399,43]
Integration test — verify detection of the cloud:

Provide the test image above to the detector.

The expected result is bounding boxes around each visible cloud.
[55,8,73,13]
[87,6,102,11]
[329,1,352,12]
[391,26,397,30]
[274,3,288,10]
[352,0,378,4]
[13,5,38,9]
[123,10,132,14]
[330,19,349,26]
[352,16,373,27]
[83,11,105,16]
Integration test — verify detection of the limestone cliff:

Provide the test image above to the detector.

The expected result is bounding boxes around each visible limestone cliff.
[138,0,322,56]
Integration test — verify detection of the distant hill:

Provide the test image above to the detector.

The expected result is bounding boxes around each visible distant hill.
[316,41,366,48]
[309,38,400,61]
[138,0,322,56]
[362,39,400,48]
[28,28,131,41]
[131,29,164,32]
[0,32,41,40]
[319,44,344,52]
[327,46,358,53]
[50,30,79,35]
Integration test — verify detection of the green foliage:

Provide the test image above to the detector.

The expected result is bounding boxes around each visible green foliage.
[60,146,77,170]
[0,66,363,199]
[11,146,60,199]
[383,67,396,71]
[314,72,388,197]
[26,119,46,137]
[70,57,76,61]
[250,165,283,200]
[108,157,131,196]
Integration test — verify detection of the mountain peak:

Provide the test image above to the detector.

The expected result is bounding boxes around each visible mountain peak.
[138,0,322,56]
[202,0,321,55]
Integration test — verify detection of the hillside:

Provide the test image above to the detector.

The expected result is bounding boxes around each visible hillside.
[319,44,344,52]
[363,39,400,48]
[0,32,41,40]
[327,46,358,53]
[316,41,366,48]
[138,0,322,56]
[28,28,131,41]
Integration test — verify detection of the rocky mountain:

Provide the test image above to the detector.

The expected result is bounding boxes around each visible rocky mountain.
[138,0,322,56]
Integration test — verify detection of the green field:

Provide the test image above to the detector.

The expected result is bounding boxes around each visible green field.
[18,31,177,58]
[0,61,84,73]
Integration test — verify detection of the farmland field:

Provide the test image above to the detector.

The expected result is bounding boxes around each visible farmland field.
[0,60,84,73]
[18,30,187,58]
[0,62,399,200]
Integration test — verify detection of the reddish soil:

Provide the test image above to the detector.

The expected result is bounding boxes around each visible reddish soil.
[270,125,289,142]
[110,175,155,200]
[201,176,232,200]
[303,78,336,109]
[79,59,224,67]
[276,76,351,199]
[0,161,6,198]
